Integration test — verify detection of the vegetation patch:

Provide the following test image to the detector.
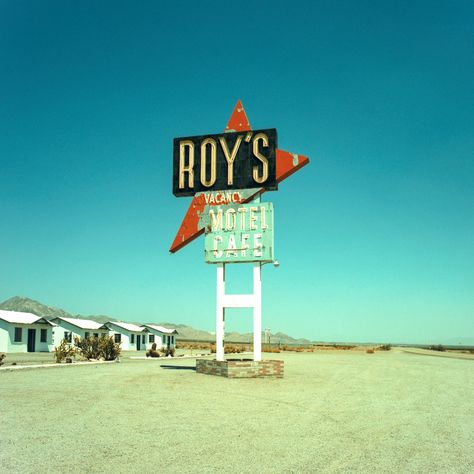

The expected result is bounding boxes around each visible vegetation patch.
[428,344,446,352]
[54,336,121,363]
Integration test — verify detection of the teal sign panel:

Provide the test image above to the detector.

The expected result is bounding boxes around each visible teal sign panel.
[200,202,274,264]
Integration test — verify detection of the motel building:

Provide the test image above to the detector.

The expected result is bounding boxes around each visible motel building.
[0,310,55,353]
[51,317,109,345]
[143,324,178,350]
[105,321,148,351]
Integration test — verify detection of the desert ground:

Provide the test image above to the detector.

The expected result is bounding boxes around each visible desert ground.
[1,349,473,473]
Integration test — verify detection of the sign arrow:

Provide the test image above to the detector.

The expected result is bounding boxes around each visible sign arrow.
[170,100,310,253]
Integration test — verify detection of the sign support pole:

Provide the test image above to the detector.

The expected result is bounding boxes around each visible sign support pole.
[216,263,225,361]
[253,263,262,361]
[215,262,263,362]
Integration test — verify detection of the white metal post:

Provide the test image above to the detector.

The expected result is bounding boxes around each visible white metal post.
[215,262,263,362]
[215,263,225,361]
[253,263,262,361]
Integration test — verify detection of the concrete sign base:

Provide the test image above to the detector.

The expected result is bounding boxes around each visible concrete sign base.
[196,359,284,378]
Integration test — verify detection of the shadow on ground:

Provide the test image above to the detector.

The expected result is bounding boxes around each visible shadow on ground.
[160,365,196,371]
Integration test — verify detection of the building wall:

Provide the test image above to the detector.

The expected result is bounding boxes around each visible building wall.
[0,320,54,353]
[107,326,145,351]
[145,331,176,350]
[52,321,107,348]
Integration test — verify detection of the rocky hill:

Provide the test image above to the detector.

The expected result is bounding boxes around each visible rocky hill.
[0,296,309,344]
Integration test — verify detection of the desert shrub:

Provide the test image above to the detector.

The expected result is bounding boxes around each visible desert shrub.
[54,339,77,363]
[0,353,5,366]
[225,345,242,354]
[146,342,160,358]
[146,350,160,357]
[211,344,255,354]
[176,341,211,350]
[161,347,176,357]
[263,346,280,353]
[74,336,101,360]
[378,344,392,351]
[366,348,375,354]
[428,344,446,352]
[99,335,121,360]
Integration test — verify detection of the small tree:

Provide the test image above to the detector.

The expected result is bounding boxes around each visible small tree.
[0,353,5,366]
[74,336,101,360]
[54,339,77,363]
[98,335,121,361]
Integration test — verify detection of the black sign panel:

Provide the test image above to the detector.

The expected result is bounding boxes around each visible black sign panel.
[173,128,277,196]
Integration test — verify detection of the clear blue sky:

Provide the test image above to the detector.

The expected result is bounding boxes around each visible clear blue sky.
[1,0,473,344]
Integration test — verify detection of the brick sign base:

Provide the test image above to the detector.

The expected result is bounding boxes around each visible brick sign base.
[196,359,284,378]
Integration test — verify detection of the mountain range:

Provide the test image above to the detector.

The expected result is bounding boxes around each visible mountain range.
[0,296,312,344]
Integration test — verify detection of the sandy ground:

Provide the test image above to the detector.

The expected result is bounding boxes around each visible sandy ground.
[1,350,473,473]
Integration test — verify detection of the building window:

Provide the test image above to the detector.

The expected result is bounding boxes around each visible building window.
[162,335,166,344]
[14,327,22,342]
[142,335,145,344]
[40,328,47,343]
[131,334,135,344]
[149,334,155,343]
[171,336,174,345]
[93,333,99,338]
[114,333,121,343]
[64,332,72,343]
[85,332,90,339]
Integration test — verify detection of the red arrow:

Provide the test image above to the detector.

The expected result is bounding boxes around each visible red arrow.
[170,100,309,253]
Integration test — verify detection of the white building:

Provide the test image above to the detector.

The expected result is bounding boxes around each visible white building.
[0,310,55,353]
[143,324,177,350]
[51,317,108,345]
[105,321,147,351]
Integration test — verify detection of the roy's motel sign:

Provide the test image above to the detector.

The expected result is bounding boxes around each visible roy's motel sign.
[173,129,278,196]
[170,100,310,260]
[170,100,310,365]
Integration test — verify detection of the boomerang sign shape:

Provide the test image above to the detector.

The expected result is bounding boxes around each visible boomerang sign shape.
[170,100,310,253]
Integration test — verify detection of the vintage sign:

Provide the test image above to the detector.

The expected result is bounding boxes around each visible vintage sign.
[173,129,277,196]
[201,202,274,264]
[169,101,309,253]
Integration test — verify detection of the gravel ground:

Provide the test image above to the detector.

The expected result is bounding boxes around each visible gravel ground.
[1,350,473,473]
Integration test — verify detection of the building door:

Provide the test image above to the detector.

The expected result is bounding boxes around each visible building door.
[136,335,141,350]
[27,329,36,352]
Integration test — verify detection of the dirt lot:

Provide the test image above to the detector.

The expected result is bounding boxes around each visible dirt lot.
[1,350,473,473]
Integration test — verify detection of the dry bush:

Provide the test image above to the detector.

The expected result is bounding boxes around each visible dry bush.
[54,339,77,363]
[262,347,280,353]
[99,336,121,360]
[74,336,101,360]
[377,344,392,351]
[146,342,160,358]
[281,345,305,352]
[176,341,211,350]
[366,348,375,354]
[428,344,446,352]
[72,335,121,361]
[161,347,176,357]
[210,344,250,354]
[0,353,5,366]
[225,345,242,354]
